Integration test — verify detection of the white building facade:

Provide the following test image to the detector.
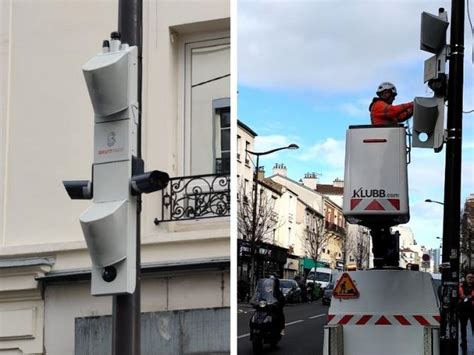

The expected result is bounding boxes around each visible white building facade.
[0,1,230,354]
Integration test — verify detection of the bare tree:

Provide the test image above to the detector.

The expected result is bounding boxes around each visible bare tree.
[304,210,330,278]
[237,181,281,293]
[346,228,371,269]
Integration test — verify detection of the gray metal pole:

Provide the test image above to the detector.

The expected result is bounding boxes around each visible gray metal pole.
[440,0,464,353]
[250,154,260,289]
[112,0,142,354]
[252,155,260,245]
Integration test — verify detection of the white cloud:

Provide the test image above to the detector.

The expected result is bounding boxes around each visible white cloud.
[408,151,445,194]
[338,101,370,117]
[298,137,345,167]
[238,0,472,94]
[254,135,295,152]
[406,199,443,247]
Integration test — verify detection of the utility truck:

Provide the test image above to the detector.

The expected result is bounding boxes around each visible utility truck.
[322,125,440,355]
[306,267,339,289]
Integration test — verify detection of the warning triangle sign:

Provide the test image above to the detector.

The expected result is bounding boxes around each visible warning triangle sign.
[333,272,359,299]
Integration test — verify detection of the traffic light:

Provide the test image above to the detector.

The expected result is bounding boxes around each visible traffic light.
[413,9,449,151]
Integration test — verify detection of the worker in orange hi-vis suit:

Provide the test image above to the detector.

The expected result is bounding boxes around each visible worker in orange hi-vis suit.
[369,82,414,125]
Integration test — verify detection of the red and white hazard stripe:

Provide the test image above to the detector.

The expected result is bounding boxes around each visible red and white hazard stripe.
[350,198,400,212]
[327,314,440,326]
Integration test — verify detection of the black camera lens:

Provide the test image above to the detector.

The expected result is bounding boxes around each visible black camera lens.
[102,266,117,282]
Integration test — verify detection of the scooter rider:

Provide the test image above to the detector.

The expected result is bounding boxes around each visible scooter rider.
[269,275,286,334]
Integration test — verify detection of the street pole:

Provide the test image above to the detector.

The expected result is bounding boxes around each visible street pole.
[112,1,142,354]
[250,154,260,291]
[246,144,298,290]
[440,0,464,353]
[252,155,260,247]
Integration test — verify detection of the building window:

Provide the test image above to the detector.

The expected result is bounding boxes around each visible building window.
[326,210,331,222]
[237,135,242,161]
[214,101,230,174]
[181,36,230,175]
[245,141,250,165]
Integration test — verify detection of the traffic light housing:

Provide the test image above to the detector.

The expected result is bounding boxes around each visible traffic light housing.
[420,11,449,54]
[412,97,445,150]
[414,8,449,152]
[65,33,169,296]
[80,34,139,296]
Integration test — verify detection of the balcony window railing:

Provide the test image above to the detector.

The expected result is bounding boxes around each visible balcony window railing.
[325,221,346,236]
[156,173,230,223]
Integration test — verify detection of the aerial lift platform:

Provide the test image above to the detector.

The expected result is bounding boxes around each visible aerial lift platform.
[323,125,440,355]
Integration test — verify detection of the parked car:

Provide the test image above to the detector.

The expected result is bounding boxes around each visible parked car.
[280,279,302,303]
[322,282,335,305]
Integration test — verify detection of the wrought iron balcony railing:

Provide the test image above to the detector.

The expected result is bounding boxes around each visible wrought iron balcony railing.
[155,173,230,223]
[325,221,346,236]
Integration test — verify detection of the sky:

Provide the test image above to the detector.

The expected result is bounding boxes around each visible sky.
[237,0,474,250]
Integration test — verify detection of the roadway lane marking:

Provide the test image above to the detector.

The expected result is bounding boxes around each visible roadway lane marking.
[309,313,327,319]
[238,319,305,339]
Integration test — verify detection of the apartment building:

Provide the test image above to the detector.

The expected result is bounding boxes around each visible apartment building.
[236,121,289,283]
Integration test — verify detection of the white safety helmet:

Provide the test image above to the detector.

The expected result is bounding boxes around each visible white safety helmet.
[376,82,397,96]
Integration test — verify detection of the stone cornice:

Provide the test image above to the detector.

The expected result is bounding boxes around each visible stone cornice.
[0,257,54,300]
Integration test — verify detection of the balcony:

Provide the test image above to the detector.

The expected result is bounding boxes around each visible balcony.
[325,221,346,236]
[155,173,230,223]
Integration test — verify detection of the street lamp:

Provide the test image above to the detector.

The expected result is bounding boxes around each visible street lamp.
[425,198,445,206]
[246,144,299,241]
[245,143,299,282]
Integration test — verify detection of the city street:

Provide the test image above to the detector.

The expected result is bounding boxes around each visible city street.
[237,301,328,354]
